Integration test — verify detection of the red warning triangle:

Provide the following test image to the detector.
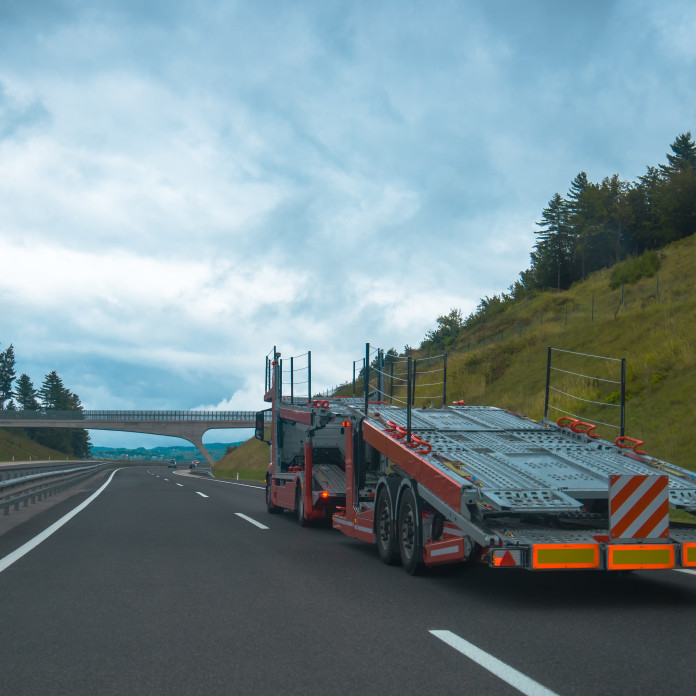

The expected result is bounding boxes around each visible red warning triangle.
[500,551,516,567]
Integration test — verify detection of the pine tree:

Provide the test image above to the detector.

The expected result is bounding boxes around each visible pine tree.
[14,373,40,410]
[664,132,696,173]
[39,371,70,410]
[0,344,17,409]
[534,193,574,290]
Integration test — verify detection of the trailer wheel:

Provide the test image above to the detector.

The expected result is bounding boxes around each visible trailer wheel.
[296,486,309,527]
[266,479,282,514]
[398,488,422,575]
[375,489,398,565]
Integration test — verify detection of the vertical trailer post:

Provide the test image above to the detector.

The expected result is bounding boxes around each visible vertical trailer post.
[279,358,283,400]
[443,353,447,407]
[290,357,294,404]
[353,361,356,396]
[407,357,412,443]
[390,360,394,405]
[378,349,384,401]
[308,351,312,403]
[411,358,417,406]
[544,346,552,421]
[620,358,626,437]
[364,343,370,415]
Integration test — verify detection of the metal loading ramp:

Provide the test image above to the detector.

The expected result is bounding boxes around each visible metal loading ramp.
[357,404,696,514]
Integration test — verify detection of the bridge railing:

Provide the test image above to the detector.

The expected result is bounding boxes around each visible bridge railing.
[0,410,271,422]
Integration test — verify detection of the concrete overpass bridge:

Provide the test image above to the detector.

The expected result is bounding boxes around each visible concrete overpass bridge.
[0,410,267,467]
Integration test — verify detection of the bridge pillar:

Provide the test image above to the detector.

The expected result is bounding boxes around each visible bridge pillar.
[187,425,216,468]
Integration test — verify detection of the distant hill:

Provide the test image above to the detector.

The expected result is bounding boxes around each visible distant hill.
[91,442,244,462]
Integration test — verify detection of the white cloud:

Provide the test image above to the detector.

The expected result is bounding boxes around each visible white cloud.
[1,0,695,448]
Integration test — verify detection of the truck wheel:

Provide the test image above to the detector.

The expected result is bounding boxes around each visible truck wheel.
[266,480,282,514]
[398,488,422,575]
[375,489,398,565]
[296,486,308,527]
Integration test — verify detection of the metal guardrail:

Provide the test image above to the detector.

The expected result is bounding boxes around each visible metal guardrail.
[0,461,112,516]
[0,410,269,422]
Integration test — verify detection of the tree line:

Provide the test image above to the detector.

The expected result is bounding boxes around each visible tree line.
[0,343,91,458]
[422,132,696,352]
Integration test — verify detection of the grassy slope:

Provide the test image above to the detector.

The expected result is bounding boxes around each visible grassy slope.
[213,429,270,482]
[0,428,71,462]
[440,235,696,472]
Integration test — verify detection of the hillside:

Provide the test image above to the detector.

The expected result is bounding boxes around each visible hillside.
[213,430,270,481]
[0,428,73,462]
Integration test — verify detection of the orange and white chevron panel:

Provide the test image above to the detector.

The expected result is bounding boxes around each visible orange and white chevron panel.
[609,474,669,540]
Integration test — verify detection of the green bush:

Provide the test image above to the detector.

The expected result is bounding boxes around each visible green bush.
[609,251,661,289]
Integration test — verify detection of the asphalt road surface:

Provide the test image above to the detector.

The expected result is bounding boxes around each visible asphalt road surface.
[1,466,695,696]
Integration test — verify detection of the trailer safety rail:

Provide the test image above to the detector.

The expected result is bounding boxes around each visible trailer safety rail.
[544,346,627,436]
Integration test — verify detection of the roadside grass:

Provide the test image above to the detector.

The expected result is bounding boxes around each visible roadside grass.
[213,429,270,482]
[0,428,70,462]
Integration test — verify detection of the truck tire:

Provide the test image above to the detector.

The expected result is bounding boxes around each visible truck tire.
[296,486,309,527]
[266,479,282,514]
[397,488,422,575]
[375,489,398,565]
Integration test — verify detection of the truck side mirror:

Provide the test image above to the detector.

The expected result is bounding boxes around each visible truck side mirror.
[255,411,265,441]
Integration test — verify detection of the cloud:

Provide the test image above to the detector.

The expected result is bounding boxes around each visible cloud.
[1,0,696,450]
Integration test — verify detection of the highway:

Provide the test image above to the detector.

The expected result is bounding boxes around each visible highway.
[1,467,695,695]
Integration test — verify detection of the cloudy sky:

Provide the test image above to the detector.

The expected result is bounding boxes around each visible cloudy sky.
[1,0,695,448]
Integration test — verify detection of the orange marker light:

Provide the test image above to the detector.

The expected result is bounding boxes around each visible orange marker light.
[321,491,329,498]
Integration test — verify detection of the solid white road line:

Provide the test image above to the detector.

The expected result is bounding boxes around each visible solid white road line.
[235,513,269,530]
[0,469,121,574]
[429,630,560,696]
[209,479,264,490]
[196,492,209,498]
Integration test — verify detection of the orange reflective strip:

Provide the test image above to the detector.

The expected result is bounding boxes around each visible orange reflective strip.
[607,544,675,570]
[682,543,696,567]
[532,544,599,569]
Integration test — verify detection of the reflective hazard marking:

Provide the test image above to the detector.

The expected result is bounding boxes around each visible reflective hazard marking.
[607,544,675,570]
[532,544,599,569]
[682,543,696,567]
[609,474,669,539]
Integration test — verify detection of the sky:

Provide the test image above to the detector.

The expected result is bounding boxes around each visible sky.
[1,0,695,448]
